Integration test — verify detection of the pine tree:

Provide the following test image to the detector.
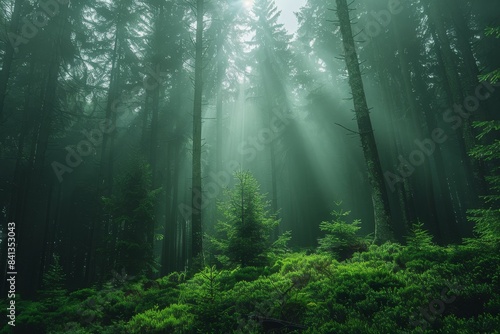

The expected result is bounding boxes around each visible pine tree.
[467,122,500,243]
[39,254,67,310]
[102,161,160,277]
[210,171,280,267]
[318,203,367,260]
[466,28,500,246]
[245,0,293,230]
[191,0,205,268]
[335,0,394,243]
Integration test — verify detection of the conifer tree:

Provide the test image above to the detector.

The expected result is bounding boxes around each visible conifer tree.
[468,37,500,244]
[191,0,205,267]
[335,0,394,243]
[210,171,280,267]
[102,161,160,277]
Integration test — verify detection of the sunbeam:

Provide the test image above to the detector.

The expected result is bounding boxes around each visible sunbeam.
[243,0,254,10]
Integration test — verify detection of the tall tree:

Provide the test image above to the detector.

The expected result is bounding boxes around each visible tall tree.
[102,161,159,277]
[335,0,394,243]
[191,0,205,265]
[425,0,487,199]
[248,0,293,219]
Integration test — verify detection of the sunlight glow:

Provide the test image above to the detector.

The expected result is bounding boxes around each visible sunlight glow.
[243,0,254,10]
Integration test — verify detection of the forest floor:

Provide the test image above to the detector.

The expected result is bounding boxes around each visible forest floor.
[2,234,499,334]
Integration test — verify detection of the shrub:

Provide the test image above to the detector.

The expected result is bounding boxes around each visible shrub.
[317,203,368,260]
[126,304,194,333]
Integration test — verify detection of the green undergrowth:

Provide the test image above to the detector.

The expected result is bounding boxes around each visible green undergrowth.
[3,231,499,334]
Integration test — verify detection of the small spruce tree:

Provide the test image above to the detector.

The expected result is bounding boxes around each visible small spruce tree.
[209,171,281,267]
[317,203,368,260]
[39,254,67,310]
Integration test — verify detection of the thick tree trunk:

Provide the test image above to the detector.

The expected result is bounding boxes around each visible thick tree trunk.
[335,0,394,243]
[191,0,204,264]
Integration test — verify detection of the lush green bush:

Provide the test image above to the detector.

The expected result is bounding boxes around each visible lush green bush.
[126,304,194,334]
[317,203,368,261]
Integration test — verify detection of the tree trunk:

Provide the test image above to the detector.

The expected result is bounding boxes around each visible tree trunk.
[191,0,204,264]
[335,0,394,243]
[171,146,180,271]
[216,29,224,173]
[99,22,122,196]
[162,142,172,275]
[150,3,165,189]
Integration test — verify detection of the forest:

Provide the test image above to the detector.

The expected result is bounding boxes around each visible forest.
[0,0,499,332]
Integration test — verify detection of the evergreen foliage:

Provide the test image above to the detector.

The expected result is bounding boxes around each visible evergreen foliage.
[8,236,500,334]
[467,27,500,246]
[102,161,161,277]
[1,1,500,334]
[317,203,368,260]
[209,171,283,267]
[405,222,435,250]
[40,254,67,300]
[468,121,500,244]
[478,27,500,83]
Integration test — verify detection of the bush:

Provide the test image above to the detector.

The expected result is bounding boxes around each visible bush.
[317,203,368,260]
[126,304,194,333]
